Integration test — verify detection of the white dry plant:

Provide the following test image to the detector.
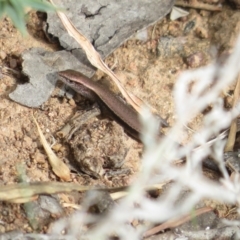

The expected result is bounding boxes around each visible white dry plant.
[27,37,240,240]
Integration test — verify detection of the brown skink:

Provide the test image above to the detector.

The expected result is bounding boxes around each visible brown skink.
[57,69,167,141]
[57,70,222,173]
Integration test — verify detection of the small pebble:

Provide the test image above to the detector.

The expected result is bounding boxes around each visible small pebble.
[9,58,17,68]
[134,29,148,42]
[51,143,63,152]
[68,98,76,106]
[0,50,7,60]
[195,27,209,39]
[33,151,46,164]
[185,52,204,68]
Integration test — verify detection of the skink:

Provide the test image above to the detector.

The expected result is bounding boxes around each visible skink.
[57,70,221,174]
[57,69,167,141]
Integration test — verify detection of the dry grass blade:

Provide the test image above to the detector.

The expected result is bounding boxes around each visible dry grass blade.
[49,0,151,114]
[225,73,240,151]
[110,191,128,200]
[0,182,95,203]
[11,196,38,204]
[32,114,71,181]
[144,207,213,238]
[110,183,169,200]
[175,0,222,11]
[0,182,131,203]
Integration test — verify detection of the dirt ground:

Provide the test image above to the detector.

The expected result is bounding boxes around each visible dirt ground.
[0,1,239,235]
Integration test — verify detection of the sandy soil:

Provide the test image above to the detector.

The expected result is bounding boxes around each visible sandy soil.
[0,2,239,234]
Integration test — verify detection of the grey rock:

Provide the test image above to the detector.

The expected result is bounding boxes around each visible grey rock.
[10,0,175,107]
[9,48,95,107]
[0,230,23,240]
[23,195,63,230]
[47,0,175,57]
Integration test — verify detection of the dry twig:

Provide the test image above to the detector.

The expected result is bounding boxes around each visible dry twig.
[225,73,240,151]
[32,114,71,181]
[175,0,222,11]
[49,0,147,113]
[144,207,213,238]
